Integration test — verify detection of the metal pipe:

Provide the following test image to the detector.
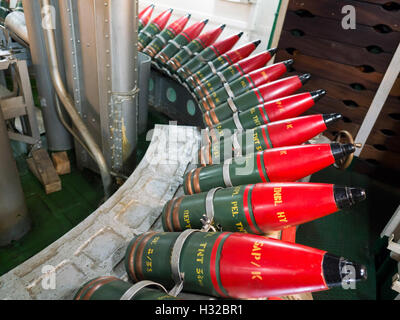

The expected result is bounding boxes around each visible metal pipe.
[40,0,112,198]
[22,0,73,151]
[0,107,30,246]
[54,94,95,160]
[4,11,29,47]
[110,0,139,175]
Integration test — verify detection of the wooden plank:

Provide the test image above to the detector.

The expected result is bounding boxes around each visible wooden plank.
[26,157,42,182]
[51,151,71,175]
[275,50,400,96]
[354,0,397,5]
[8,131,39,145]
[283,11,400,53]
[365,131,400,153]
[306,96,400,134]
[288,0,400,31]
[300,75,400,111]
[355,43,400,157]
[30,149,62,194]
[278,30,393,73]
[359,144,400,169]
[0,96,26,120]
[302,77,376,107]
[298,74,399,111]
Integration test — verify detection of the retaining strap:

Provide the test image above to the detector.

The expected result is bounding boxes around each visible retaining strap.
[169,229,200,297]
[232,112,243,131]
[208,61,218,75]
[203,187,223,231]
[216,71,227,84]
[141,30,153,39]
[223,159,233,188]
[227,97,238,113]
[169,39,182,49]
[155,34,168,46]
[120,280,168,300]
[183,45,193,56]
[223,82,235,99]
[232,131,242,158]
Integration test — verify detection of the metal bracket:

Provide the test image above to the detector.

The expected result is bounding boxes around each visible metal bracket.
[388,234,400,256]
[392,274,400,294]
[200,214,217,232]
[200,187,222,232]
[111,86,140,105]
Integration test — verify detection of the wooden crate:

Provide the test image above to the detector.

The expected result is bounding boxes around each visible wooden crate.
[276,0,400,178]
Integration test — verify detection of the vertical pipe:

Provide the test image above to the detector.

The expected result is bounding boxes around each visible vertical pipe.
[137,52,151,135]
[22,0,73,151]
[40,0,112,198]
[110,0,139,175]
[0,108,30,246]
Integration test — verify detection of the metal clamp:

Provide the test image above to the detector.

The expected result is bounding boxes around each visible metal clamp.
[232,112,244,131]
[223,159,233,188]
[111,86,140,104]
[216,71,227,83]
[196,55,208,64]
[169,39,182,50]
[208,61,218,75]
[169,229,200,297]
[141,30,153,39]
[201,187,222,232]
[155,34,168,46]
[232,131,242,158]
[227,97,238,113]
[223,82,235,99]
[120,280,169,300]
[182,45,193,56]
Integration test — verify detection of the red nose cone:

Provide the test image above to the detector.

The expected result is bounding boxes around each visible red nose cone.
[267,114,328,148]
[139,4,155,24]
[218,233,328,298]
[182,19,209,41]
[167,13,191,35]
[152,8,173,30]
[212,32,243,55]
[262,144,336,182]
[247,62,288,87]
[257,75,304,103]
[236,49,275,74]
[263,92,317,123]
[224,40,261,64]
[197,24,225,48]
[250,183,338,233]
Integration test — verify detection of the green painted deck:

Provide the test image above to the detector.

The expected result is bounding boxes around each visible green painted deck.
[0,111,169,277]
[0,147,104,276]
